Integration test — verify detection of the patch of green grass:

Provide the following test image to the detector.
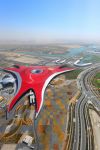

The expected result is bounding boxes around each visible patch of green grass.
[65,69,82,80]
[92,72,100,88]
[91,55,100,62]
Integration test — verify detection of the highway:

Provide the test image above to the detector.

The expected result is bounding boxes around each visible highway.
[63,63,100,150]
[0,63,100,150]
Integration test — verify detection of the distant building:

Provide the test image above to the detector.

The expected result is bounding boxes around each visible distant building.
[74,59,92,67]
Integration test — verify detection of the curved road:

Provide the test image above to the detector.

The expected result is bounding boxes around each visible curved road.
[65,63,100,150]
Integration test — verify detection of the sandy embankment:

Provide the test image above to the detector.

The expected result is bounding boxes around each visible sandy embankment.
[58,44,82,48]
[89,109,100,150]
[0,51,40,64]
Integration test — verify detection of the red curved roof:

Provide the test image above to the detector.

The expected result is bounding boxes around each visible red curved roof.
[4,65,75,117]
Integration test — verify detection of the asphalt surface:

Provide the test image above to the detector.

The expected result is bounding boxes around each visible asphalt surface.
[72,63,100,150]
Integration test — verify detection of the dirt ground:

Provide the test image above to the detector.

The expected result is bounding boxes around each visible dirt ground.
[89,109,100,150]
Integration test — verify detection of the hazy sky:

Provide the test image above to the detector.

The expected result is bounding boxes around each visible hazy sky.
[0,0,100,43]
